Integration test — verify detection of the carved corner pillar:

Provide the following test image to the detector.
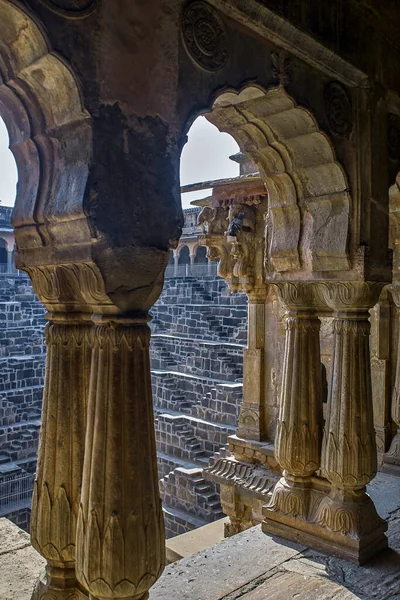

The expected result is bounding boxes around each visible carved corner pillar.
[75,319,164,600]
[370,290,391,464]
[237,294,267,441]
[31,317,92,600]
[263,283,323,525]
[384,285,400,470]
[315,282,388,563]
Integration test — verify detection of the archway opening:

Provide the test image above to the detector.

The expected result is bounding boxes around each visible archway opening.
[194,245,207,264]
[0,0,91,534]
[178,245,190,265]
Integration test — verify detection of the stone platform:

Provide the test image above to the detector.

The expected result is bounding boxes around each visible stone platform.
[1,472,400,600]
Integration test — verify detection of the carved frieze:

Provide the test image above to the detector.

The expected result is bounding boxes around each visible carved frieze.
[181,1,228,72]
[24,262,113,312]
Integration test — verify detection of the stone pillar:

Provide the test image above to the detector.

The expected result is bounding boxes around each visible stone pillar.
[6,247,13,272]
[75,318,164,600]
[315,282,387,562]
[264,283,322,520]
[385,285,400,467]
[370,290,391,463]
[31,317,92,600]
[174,252,179,277]
[237,293,267,441]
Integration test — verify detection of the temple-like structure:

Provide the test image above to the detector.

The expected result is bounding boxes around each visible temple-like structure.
[0,0,400,598]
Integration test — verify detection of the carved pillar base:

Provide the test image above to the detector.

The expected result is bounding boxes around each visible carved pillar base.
[266,474,312,521]
[263,480,387,564]
[32,566,88,600]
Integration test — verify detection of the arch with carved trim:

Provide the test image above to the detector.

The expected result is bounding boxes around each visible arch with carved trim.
[205,85,351,276]
[0,0,91,270]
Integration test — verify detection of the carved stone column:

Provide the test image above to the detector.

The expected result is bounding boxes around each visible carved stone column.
[263,283,322,523]
[31,317,92,600]
[385,285,400,468]
[315,282,388,563]
[75,318,164,600]
[237,293,267,442]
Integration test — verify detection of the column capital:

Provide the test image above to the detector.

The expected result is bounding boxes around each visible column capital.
[274,282,315,311]
[314,281,385,312]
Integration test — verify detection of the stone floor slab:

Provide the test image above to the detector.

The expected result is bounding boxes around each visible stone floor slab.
[151,527,306,600]
[229,570,360,599]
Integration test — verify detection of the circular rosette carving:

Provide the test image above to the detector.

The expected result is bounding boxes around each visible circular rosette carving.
[181,1,228,72]
[324,81,353,138]
[37,0,99,18]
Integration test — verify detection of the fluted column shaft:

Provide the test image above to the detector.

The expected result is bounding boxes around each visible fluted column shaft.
[275,313,322,477]
[321,315,377,488]
[75,319,164,600]
[268,283,322,518]
[31,317,92,599]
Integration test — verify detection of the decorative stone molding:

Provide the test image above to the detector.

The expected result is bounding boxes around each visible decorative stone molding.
[324,81,353,138]
[315,281,384,312]
[30,319,92,600]
[75,320,164,600]
[271,51,290,86]
[24,263,113,314]
[181,1,228,72]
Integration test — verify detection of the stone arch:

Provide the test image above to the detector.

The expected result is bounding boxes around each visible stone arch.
[206,85,350,275]
[194,244,207,264]
[178,245,190,265]
[0,0,91,264]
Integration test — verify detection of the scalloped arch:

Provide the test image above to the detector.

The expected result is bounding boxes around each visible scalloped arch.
[206,86,350,273]
[0,0,91,260]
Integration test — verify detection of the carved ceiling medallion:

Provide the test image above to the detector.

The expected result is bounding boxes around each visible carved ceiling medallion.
[182,2,228,72]
[38,0,99,18]
[324,81,353,137]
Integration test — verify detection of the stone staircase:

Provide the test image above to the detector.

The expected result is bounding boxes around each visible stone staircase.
[150,275,247,537]
[0,274,46,529]
[160,467,225,538]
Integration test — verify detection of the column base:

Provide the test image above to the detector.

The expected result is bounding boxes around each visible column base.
[32,566,88,600]
[263,485,388,565]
